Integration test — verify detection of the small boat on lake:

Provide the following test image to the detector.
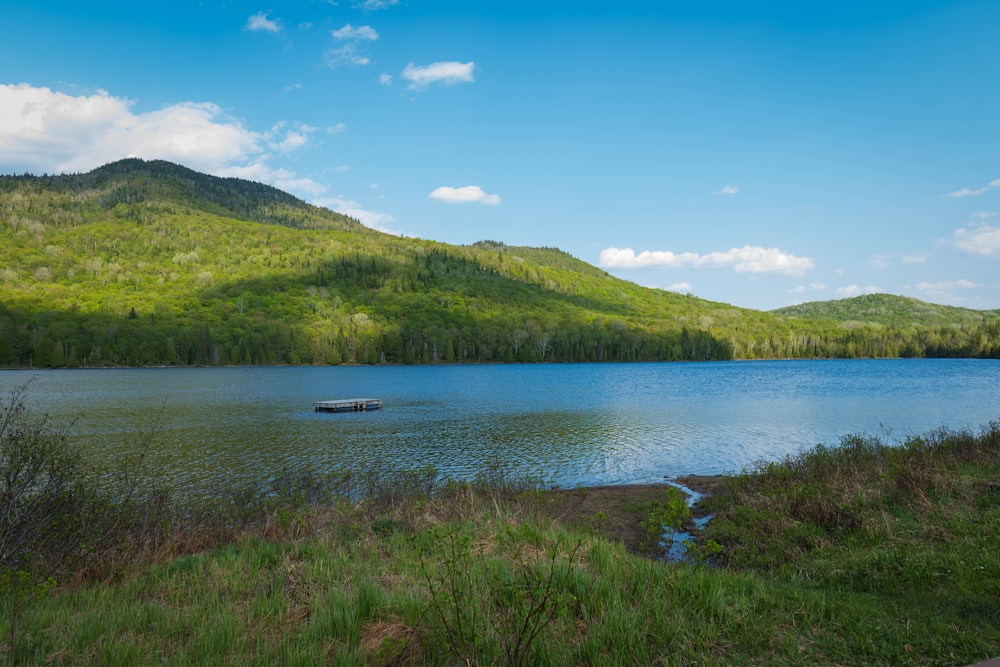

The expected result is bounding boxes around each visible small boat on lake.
[313,398,382,413]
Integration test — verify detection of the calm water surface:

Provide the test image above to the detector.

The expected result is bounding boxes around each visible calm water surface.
[2,359,998,487]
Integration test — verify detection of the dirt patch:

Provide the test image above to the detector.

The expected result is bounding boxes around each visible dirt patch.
[537,477,724,555]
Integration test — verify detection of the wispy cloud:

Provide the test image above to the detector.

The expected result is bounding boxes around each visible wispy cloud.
[914,279,977,304]
[273,176,328,198]
[867,255,891,270]
[246,11,282,33]
[712,184,738,195]
[402,61,476,90]
[787,283,827,294]
[944,224,1000,257]
[354,0,399,9]
[379,73,393,86]
[332,23,378,41]
[835,284,882,298]
[599,245,814,275]
[325,45,370,67]
[326,23,378,67]
[668,282,692,292]
[266,122,317,153]
[947,178,1000,198]
[314,196,399,233]
[215,161,327,201]
[917,279,976,292]
[868,253,930,269]
[428,185,501,206]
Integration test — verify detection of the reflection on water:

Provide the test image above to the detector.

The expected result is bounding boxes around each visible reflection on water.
[1,359,998,488]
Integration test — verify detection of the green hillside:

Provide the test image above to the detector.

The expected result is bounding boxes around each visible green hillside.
[773,293,1000,328]
[0,159,997,367]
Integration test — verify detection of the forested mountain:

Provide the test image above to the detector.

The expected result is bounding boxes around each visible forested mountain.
[773,293,1000,328]
[5,158,366,232]
[0,159,997,367]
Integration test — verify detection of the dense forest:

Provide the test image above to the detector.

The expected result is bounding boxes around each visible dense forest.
[1,159,998,367]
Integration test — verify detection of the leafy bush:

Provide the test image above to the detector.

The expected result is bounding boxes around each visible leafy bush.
[0,384,138,579]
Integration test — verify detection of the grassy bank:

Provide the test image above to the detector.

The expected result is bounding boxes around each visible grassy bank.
[1,387,998,664]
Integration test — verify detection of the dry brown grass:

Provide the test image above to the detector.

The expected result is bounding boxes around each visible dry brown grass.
[360,618,421,666]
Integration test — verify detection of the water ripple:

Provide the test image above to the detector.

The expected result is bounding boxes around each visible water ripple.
[1,360,997,488]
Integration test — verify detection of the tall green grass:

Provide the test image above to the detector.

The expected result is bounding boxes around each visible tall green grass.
[2,385,998,665]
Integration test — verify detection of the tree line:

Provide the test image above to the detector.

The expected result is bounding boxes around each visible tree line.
[2,302,997,369]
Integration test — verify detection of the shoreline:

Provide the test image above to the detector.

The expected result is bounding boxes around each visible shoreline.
[539,475,725,555]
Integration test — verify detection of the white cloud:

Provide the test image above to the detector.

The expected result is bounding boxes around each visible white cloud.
[712,184,738,195]
[354,0,399,9]
[0,84,268,175]
[915,279,977,303]
[835,284,882,298]
[917,279,976,292]
[246,11,282,33]
[402,61,476,90]
[971,211,997,220]
[867,255,891,269]
[270,130,308,153]
[275,177,328,198]
[215,162,328,204]
[599,245,814,275]
[947,178,1000,198]
[284,82,303,93]
[0,83,333,207]
[326,22,377,66]
[314,196,399,233]
[379,73,393,86]
[354,0,399,11]
[325,45,371,67]
[869,253,930,269]
[332,24,378,41]
[787,283,827,294]
[668,282,692,292]
[428,185,501,206]
[945,224,1000,257]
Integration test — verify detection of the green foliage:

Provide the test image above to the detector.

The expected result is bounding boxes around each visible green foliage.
[418,523,584,666]
[705,422,1000,584]
[1,420,999,664]
[0,383,159,665]
[2,159,997,368]
[0,384,134,578]
[638,486,691,554]
[773,293,1000,328]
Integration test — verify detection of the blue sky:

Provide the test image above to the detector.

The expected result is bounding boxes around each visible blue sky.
[2,1,999,311]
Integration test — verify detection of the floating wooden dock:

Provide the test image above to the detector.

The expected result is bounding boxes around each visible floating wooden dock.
[313,398,382,413]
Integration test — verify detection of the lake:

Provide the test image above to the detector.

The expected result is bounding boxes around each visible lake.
[1,359,998,488]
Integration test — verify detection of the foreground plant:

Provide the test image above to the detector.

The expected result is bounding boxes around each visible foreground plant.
[2,406,999,665]
[418,523,585,666]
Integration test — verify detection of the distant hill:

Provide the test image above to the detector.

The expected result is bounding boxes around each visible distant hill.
[5,158,365,232]
[0,159,997,367]
[772,294,1000,328]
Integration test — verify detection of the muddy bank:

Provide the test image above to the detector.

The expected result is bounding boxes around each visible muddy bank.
[539,476,725,555]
